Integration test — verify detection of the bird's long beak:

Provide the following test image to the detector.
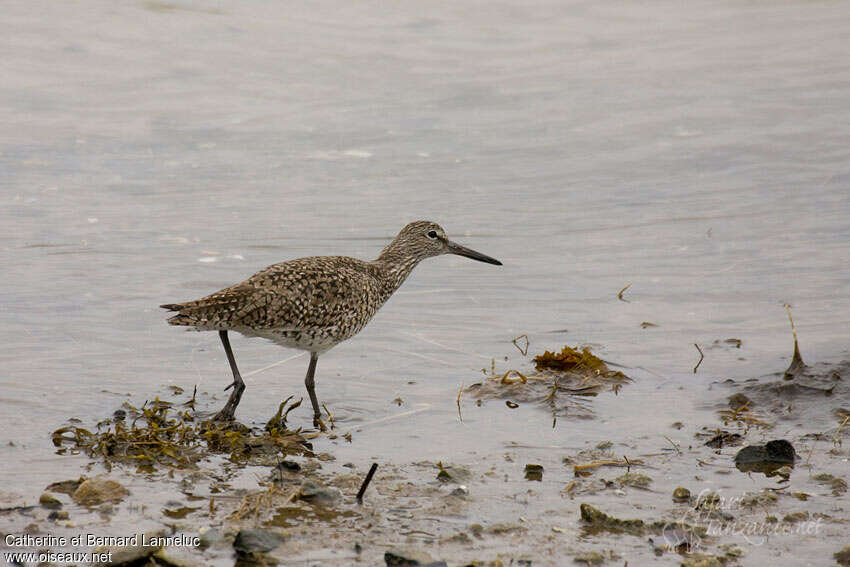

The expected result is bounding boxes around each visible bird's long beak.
[445,239,503,266]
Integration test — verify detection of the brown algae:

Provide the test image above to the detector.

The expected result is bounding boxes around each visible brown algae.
[52,396,313,470]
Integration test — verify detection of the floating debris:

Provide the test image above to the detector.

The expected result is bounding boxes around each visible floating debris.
[717,402,769,430]
[524,464,544,481]
[835,545,850,566]
[672,487,691,503]
[533,345,607,373]
[573,458,642,477]
[680,554,724,567]
[615,472,651,489]
[436,462,471,484]
[728,392,752,409]
[469,345,630,420]
[712,338,742,349]
[812,473,848,496]
[703,430,744,449]
[162,505,199,519]
[579,503,644,535]
[574,551,606,565]
[739,490,778,508]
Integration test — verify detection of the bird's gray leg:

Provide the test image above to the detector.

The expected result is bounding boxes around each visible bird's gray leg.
[212,331,245,421]
[304,352,324,429]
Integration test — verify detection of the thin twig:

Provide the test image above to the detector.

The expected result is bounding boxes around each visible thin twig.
[663,436,682,455]
[785,303,799,345]
[456,382,463,423]
[617,283,632,302]
[805,440,816,469]
[693,343,704,373]
[783,303,805,378]
[544,374,558,402]
[322,404,335,430]
[833,415,850,447]
[357,462,378,503]
[282,485,301,505]
[572,458,642,474]
[500,369,530,384]
[182,385,197,409]
[512,334,529,356]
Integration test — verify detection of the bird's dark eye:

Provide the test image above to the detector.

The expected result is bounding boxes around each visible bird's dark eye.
[427,230,438,239]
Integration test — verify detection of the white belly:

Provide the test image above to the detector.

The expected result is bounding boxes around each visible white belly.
[234,327,341,353]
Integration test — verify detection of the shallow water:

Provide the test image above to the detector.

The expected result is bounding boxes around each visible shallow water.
[2,1,849,565]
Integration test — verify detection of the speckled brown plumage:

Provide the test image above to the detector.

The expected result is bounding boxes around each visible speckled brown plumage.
[161,220,502,426]
[162,256,387,352]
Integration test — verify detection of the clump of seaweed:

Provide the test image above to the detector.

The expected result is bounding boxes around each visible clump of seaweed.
[533,346,608,373]
[468,344,630,419]
[52,395,312,470]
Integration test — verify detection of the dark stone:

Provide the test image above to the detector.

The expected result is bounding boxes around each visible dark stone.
[45,478,84,496]
[47,510,69,521]
[449,486,469,498]
[233,529,287,554]
[39,493,62,510]
[384,548,447,566]
[297,479,341,505]
[72,478,129,506]
[735,440,796,465]
[276,460,301,472]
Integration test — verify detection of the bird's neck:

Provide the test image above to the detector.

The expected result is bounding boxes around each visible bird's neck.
[372,245,423,301]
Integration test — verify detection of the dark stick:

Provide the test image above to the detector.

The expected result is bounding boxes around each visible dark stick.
[356,463,378,503]
[693,343,704,373]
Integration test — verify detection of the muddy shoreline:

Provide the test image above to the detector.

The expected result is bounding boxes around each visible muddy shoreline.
[3,333,849,567]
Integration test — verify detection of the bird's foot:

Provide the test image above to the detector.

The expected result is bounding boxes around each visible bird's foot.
[313,415,328,433]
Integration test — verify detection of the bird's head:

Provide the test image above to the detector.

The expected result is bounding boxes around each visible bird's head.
[391,220,502,265]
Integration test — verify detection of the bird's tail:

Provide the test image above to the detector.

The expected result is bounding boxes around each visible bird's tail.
[159,302,197,326]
